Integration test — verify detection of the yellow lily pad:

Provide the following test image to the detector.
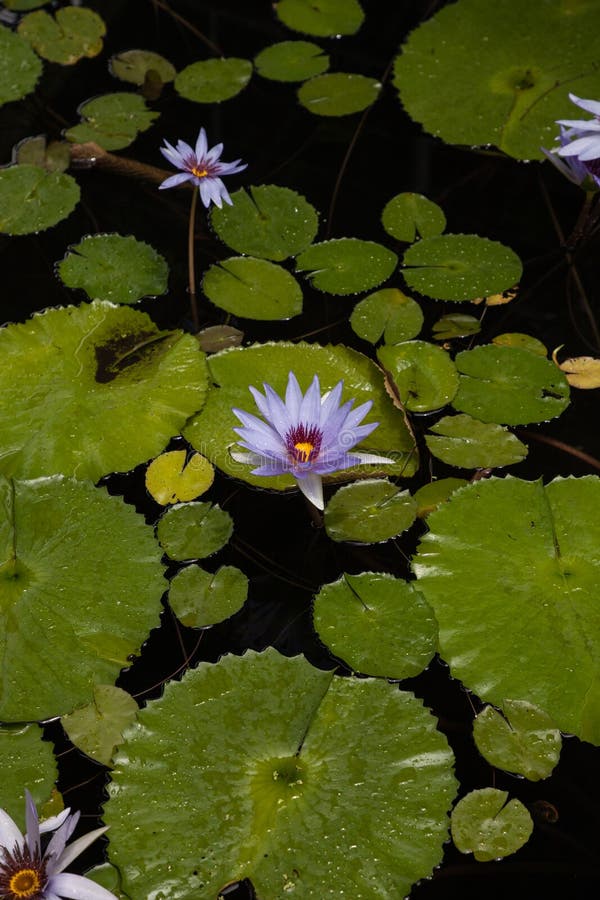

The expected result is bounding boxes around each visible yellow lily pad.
[146,451,214,505]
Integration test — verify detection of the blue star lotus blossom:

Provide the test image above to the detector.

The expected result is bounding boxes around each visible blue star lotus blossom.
[158,127,247,208]
[550,94,600,185]
[542,123,600,189]
[231,372,395,510]
[0,790,117,900]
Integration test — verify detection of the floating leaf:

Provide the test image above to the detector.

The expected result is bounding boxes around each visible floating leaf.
[145,451,214,505]
[378,340,459,412]
[324,479,417,543]
[313,573,437,678]
[453,344,570,425]
[62,685,138,767]
[473,286,518,306]
[451,789,533,862]
[473,700,562,781]
[0,475,164,721]
[414,478,468,518]
[0,165,79,235]
[254,40,329,81]
[18,7,105,64]
[175,57,252,103]
[4,0,51,9]
[169,565,248,627]
[555,354,600,389]
[0,725,57,825]
[403,234,522,302]
[432,313,480,341]
[274,0,364,36]
[157,502,233,561]
[196,324,244,353]
[65,93,159,151]
[493,332,547,356]
[109,49,176,85]
[184,342,418,491]
[412,476,600,742]
[425,414,528,469]
[350,288,423,345]
[202,257,302,321]
[13,135,70,173]
[210,185,318,261]
[296,238,397,295]
[382,192,446,242]
[57,234,168,304]
[298,73,381,116]
[0,24,42,106]
[86,864,125,898]
[106,649,457,898]
[0,301,207,481]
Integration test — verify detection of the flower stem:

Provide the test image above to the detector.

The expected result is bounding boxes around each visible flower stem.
[187,187,200,332]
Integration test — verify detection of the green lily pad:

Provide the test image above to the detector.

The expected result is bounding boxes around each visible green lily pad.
[274,0,364,36]
[13,135,70,173]
[393,0,600,161]
[254,40,329,81]
[350,288,423,345]
[18,7,105,65]
[145,451,214,506]
[451,788,533,862]
[0,475,164,721]
[210,185,318,261]
[86,864,125,899]
[425,414,528,469]
[175,57,252,103]
[62,685,138,767]
[382,192,446,243]
[313,573,437,678]
[57,234,168,304]
[493,332,547,356]
[0,165,79,235]
[412,476,600,742]
[0,725,57,826]
[0,23,42,106]
[453,344,570,425]
[109,49,176,85]
[106,649,457,898]
[473,700,562,781]
[202,257,302,321]
[432,313,480,341]
[196,324,244,353]
[377,340,459,412]
[298,72,381,116]
[0,301,207,481]
[157,502,233,561]
[65,93,159,151]
[414,478,468,518]
[4,0,51,9]
[296,238,397,295]
[169,564,248,627]
[324,479,417,543]
[184,341,418,492]
[403,234,522,302]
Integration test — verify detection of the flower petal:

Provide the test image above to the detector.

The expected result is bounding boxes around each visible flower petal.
[319,380,344,420]
[263,383,294,437]
[299,375,321,426]
[351,450,396,465]
[198,179,213,208]
[44,812,80,871]
[50,826,108,876]
[568,93,600,117]
[205,142,224,163]
[195,127,208,161]
[558,135,600,159]
[294,472,324,509]
[0,807,24,851]
[48,872,118,900]
[39,808,72,835]
[285,372,303,419]
[159,172,194,190]
[24,790,40,857]
[160,143,185,168]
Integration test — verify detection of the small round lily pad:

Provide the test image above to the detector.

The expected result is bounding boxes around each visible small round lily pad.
[493,332,547,356]
[298,73,381,116]
[0,23,42,106]
[432,313,480,341]
[451,788,533,862]
[325,479,417,543]
[473,700,561,781]
[65,93,159,151]
[157,502,233,561]
[274,0,364,37]
[169,564,248,627]
[382,192,446,242]
[62,685,138,767]
[425,414,528,469]
[18,7,105,65]
[175,58,252,103]
[350,288,423,345]
[295,238,397,295]
[254,41,329,82]
[377,340,459,412]
[202,257,303,321]
[145,451,214,505]
[109,49,176,85]
[0,165,79,235]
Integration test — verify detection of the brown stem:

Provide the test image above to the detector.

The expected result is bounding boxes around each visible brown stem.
[69,141,178,186]
[518,429,600,472]
[187,188,200,331]
[150,0,222,56]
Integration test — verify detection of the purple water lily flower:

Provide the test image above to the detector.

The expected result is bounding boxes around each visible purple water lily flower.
[231,371,394,510]
[0,790,117,900]
[542,123,600,189]
[539,93,600,190]
[158,127,247,208]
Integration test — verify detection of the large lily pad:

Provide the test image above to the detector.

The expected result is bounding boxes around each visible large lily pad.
[412,476,600,743]
[0,23,42,106]
[184,341,418,491]
[378,341,459,412]
[0,301,207,481]
[254,40,329,82]
[0,725,57,825]
[106,649,456,898]
[65,93,159,151]
[18,7,105,65]
[0,165,79,235]
[295,238,397,295]
[298,73,381,116]
[202,256,303,320]
[274,0,364,37]
[0,475,164,721]
[175,58,252,103]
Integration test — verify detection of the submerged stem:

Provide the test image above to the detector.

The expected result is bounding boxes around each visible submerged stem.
[187,187,200,332]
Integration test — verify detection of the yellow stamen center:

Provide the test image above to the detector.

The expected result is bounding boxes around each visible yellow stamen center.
[191,166,208,178]
[9,869,41,898]
[294,441,314,463]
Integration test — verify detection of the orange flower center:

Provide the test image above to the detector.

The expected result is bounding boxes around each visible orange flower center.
[191,166,209,178]
[8,868,41,898]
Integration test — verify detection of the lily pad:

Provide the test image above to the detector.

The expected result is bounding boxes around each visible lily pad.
[57,234,168,304]
[169,565,248,627]
[184,341,418,492]
[254,40,329,82]
[4,0,51,9]
[157,502,233,561]
[451,788,533,862]
[425,414,528,469]
[432,313,480,341]
[412,476,600,742]
[0,301,207,481]
[403,234,522,302]
[210,185,318,261]
[473,700,562,781]
[175,58,252,103]
[145,451,214,505]
[378,340,459,413]
[109,49,176,86]
[13,135,70,173]
[18,7,105,65]
[196,324,244,353]
[202,257,302,320]
[414,478,468,518]
[106,649,457,898]
[65,93,159,151]
[296,238,397,295]
[0,165,79,235]
[62,685,138,767]
[274,0,364,36]
[453,344,570,425]
[350,288,423,345]
[493,332,547,356]
[325,479,417,543]
[298,72,381,116]
[0,725,57,825]
[0,475,164,721]
[382,192,446,242]
[0,23,42,106]
[313,573,437,678]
